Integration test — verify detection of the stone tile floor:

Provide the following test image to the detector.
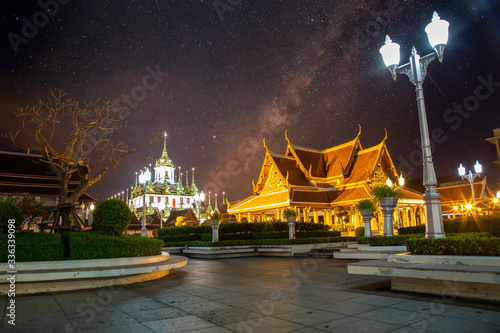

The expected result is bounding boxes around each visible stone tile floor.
[1,257,499,332]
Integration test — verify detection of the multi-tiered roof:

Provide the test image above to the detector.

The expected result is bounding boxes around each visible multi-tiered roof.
[228,129,421,214]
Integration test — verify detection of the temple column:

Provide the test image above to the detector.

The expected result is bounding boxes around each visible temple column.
[324,209,332,227]
[419,206,426,226]
[401,208,408,228]
[313,210,319,224]
[410,207,416,227]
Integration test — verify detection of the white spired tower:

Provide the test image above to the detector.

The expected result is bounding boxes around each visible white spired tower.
[154,132,175,184]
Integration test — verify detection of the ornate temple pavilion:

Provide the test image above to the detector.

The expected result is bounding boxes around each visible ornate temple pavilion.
[129,133,201,219]
[227,129,425,233]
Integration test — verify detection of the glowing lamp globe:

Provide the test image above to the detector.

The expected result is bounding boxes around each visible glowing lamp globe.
[379,35,400,78]
[398,173,405,186]
[425,12,449,62]
[457,164,466,177]
[386,178,393,187]
[139,168,151,185]
[474,160,482,174]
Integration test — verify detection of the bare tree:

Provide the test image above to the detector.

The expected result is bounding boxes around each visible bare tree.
[8,90,159,228]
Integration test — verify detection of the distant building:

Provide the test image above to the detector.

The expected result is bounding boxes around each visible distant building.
[0,150,96,207]
[129,133,203,220]
[0,150,97,230]
[437,176,497,218]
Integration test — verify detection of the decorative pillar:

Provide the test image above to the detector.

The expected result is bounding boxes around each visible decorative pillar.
[360,210,373,237]
[380,198,398,236]
[287,217,296,239]
[212,219,220,242]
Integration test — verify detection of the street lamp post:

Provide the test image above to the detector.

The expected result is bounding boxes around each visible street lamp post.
[379,11,449,239]
[138,168,151,237]
[158,201,165,229]
[458,161,482,215]
[194,191,205,226]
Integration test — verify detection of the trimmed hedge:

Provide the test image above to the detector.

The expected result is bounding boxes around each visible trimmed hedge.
[354,227,365,237]
[156,221,330,237]
[200,233,254,241]
[67,232,164,259]
[398,215,500,237]
[158,234,202,243]
[398,225,426,235]
[406,234,500,256]
[158,225,211,236]
[252,232,289,240]
[0,232,64,262]
[357,234,424,246]
[162,236,358,247]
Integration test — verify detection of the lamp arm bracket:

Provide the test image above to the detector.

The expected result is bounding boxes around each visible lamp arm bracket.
[396,52,437,84]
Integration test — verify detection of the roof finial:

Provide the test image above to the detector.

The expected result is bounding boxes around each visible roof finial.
[285,129,289,143]
[163,131,167,150]
[383,128,388,141]
[263,137,268,151]
[357,124,361,137]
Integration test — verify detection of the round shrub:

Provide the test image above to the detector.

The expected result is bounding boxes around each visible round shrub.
[92,199,132,236]
[354,227,365,237]
[0,201,24,234]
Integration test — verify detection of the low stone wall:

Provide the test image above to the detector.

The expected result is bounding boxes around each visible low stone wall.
[170,242,355,259]
[348,253,500,301]
[0,253,188,295]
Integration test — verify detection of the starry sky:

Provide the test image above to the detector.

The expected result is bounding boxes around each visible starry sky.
[1,0,499,203]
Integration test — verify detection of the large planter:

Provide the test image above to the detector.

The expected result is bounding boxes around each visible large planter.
[286,217,296,240]
[359,209,374,237]
[211,220,220,242]
[379,197,398,237]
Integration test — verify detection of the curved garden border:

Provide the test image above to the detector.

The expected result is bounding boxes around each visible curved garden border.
[0,252,187,295]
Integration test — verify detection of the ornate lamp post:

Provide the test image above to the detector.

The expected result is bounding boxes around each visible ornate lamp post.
[380,12,449,239]
[138,168,151,237]
[458,161,482,215]
[194,191,205,225]
[158,201,165,229]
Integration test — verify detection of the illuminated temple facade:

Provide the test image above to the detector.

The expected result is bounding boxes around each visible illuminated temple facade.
[129,133,200,218]
[227,130,426,233]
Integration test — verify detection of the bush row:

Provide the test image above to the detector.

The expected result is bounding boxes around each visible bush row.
[67,233,164,260]
[162,236,358,247]
[398,215,500,236]
[0,232,64,262]
[357,234,424,246]
[0,232,164,262]
[157,221,330,236]
[158,231,341,243]
[406,234,500,256]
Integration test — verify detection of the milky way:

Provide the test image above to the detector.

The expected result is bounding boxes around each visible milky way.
[1,0,499,202]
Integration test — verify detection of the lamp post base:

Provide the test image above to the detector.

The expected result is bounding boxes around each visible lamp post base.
[423,190,445,239]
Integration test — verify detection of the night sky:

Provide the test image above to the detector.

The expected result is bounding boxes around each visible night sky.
[1,0,499,203]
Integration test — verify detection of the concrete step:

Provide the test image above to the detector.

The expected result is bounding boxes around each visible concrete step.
[294,252,333,259]
[310,247,347,253]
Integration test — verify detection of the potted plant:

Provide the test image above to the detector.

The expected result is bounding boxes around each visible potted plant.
[283,208,298,222]
[371,185,402,236]
[355,199,376,216]
[355,199,376,237]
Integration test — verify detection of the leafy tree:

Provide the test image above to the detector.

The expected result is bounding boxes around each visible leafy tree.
[0,193,46,230]
[8,90,159,227]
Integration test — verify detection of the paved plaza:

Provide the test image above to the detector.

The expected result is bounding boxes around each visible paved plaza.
[1,257,500,332]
